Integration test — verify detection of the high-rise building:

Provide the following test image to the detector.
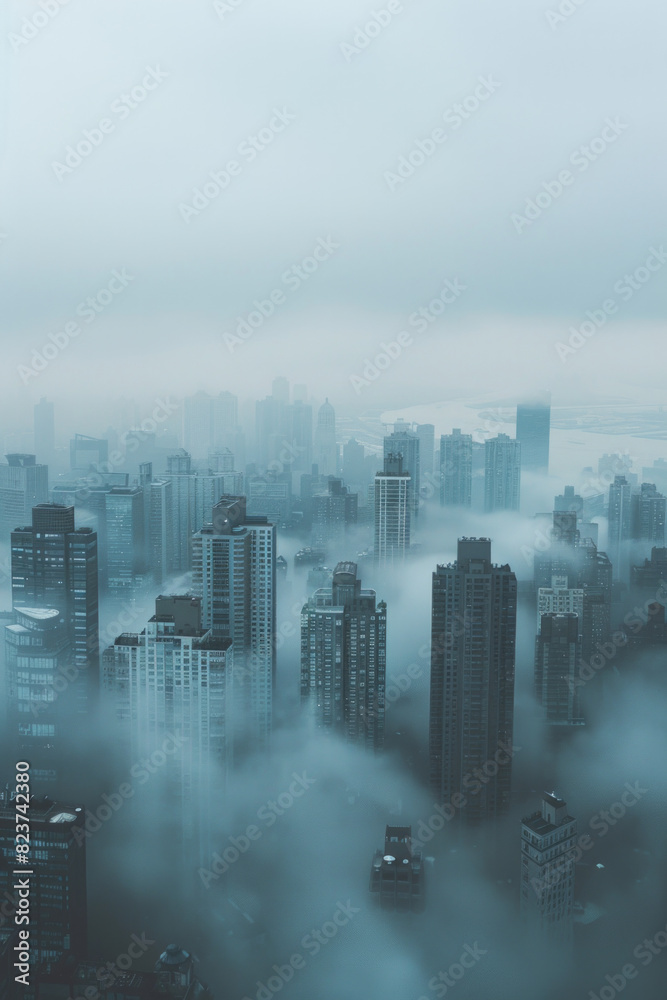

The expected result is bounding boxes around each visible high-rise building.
[536,583,584,630]
[374,454,411,566]
[311,478,358,549]
[104,486,146,597]
[103,595,232,866]
[5,608,71,785]
[369,826,424,912]
[554,485,584,518]
[608,475,632,578]
[246,474,292,522]
[11,505,99,710]
[301,562,386,750]
[632,546,667,592]
[183,390,238,460]
[440,429,472,507]
[416,424,435,480]
[520,792,576,948]
[484,434,521,512]
[534,613,584,726]
[314,399,337,477]
[164,451,226,572]
[0,455,49,544]
[632,483,666,544]
[192,497,275,751]
[0,792,87,964]
[516,395,550,474]
[384,424,420,517]
[429,538,517,823]
[139,463,174,584]
[342,438,367,489]
[34,397,55,468]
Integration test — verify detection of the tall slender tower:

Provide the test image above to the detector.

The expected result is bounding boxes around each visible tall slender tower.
[484,434,521,512]
[301,562,386,750]
[374,454,411,566]
[534,613,584,727]
[192,496,276,752]
[314,399,337,477]
[440,429,473,507]
[429,538,517,824]
[520,792,576,948]
[384,424,420,517]
[516,394,550,474]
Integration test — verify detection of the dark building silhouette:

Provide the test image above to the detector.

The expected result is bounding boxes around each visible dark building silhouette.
[534,613,584,727]
[370,826,424,912]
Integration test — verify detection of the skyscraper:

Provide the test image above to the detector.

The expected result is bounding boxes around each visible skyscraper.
[311,478,358,549]
[516,395,550,474]
[632,482,666,544]
[139,463,174,584]
[416,424,435,480]
[384,424,420,517]
[0,792,87,964]
[11,504,99,710]
[520,792,576,948]
[165,451,226,572]
[103,595,232,866]
[301,561,386,750]
[104,486,146,597]
[34,397,55,467]
[192,496,276,751]
[0,455,49,544]
[440,429,472,507]
[374,454,411,566]
[314,399,337,477]
[607,475,632,577]
[5,607,71,784]
[534,613,584,727]
[484,434,521,512]
[429,538,517,824]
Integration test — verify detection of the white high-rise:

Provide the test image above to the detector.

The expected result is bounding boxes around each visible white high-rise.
[192,496,276,752]
[374,454,411,566]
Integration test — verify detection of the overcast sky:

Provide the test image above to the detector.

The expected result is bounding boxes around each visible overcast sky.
[1,0,665,414]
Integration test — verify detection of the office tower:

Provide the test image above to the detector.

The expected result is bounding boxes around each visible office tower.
[183,390,239,460]
[516,394,550,474]
[577,540,613,662]
[607,475,632,577]
[632,546,667,592]
[192,497,276,751]
[416,424,435,480]
[632,483,666,544]
[440,429,473,507]
[103,595,231,866]
[11,505,99,709]
[314,399,337,477]
[288,399,313,473]
[534,613,584,726]
[555,485,584,517]
[369,826,424,912]
[342,438,367,488]
[384,424,420,517]
[246,474,292,522]
[0,792,87,964]
[311,478,358,548]
[0,454,49,543]
[34,397,55,467]
[374,454,411,566]
[484,434,521,512]
[5,608,71,784]
[429,538,517,823]
[69,434,108,472]
[104,486,146,597]
[139,463,174,585]
[301,562,386,750]
[520,792,576,948]
[165,451,226,572]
